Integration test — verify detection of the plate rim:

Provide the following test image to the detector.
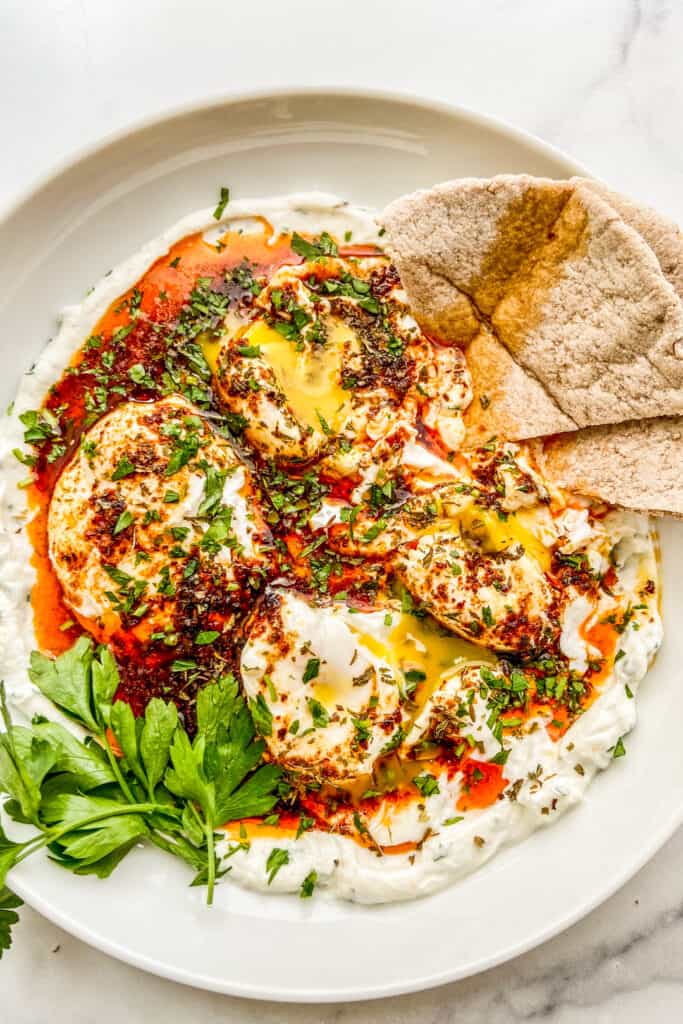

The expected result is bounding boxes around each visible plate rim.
[4,86,678,1003]
[0,84,592,224]
[11,803,683,1003]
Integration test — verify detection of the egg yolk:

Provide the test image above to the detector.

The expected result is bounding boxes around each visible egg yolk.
[245,317,353,434]
[352,611,495,714]
[458,504,551,573]
[421,498,551,573]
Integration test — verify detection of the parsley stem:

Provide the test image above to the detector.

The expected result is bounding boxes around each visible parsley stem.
[205,819,216,906]
[147,830,190,863]
[51,802,175,839]
[101,733,136,803]
[11,802,177,868]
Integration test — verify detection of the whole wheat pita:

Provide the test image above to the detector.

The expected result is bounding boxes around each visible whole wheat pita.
[381,175,683,441]
[540,182,683,515]
[534,416,683,518]
[574,178,683,299]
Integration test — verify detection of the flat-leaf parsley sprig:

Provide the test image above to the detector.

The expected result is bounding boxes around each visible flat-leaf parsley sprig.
[0,885,22,959]
[0,637,282,951]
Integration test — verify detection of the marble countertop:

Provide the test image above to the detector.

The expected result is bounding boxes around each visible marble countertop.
[2,0,683,1020]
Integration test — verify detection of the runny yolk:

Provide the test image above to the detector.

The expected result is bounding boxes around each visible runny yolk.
[352,610,495,716]
[416,499,551,573]
[199,313,243,376]
[241,316,353,433]
[457,504,552,573]
[306,609,492,716]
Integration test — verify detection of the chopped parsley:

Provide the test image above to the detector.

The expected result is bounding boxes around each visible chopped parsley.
[213,186,230,220]
[299,870,317,898]
[291,231,338,260]
[113,509,133,535]
[194,630,220,646]
[380,725,405,754]
[302,658,321,684]
[111,457,136,481]
[413,773,440,798]
[307,699,330,729]
[265,847,289,885]
[296,815,315,840]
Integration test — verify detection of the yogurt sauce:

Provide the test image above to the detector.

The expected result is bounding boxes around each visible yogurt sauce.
[0,194,663,904]
[221,510,661,904]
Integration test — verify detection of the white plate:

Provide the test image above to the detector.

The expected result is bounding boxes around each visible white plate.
[2,88,681,1002]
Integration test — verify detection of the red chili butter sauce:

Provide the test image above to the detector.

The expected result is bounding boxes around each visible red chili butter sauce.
[28,233,388,663]
[29,223,296,661]
[457,760,507,811]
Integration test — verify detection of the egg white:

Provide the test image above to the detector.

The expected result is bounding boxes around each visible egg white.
[48,395,265,638]
[240,590,407,782]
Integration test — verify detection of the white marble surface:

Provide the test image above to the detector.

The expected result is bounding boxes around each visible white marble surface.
[2,0,683,1019]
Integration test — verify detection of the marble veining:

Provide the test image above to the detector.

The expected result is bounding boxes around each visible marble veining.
[2,0,683,1019]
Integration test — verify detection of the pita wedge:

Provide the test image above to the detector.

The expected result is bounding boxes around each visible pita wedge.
[534,183,683,515]
[534,416,683,518]
[381,175,683,443]
[574,177,683,299]
[382,175,683,516]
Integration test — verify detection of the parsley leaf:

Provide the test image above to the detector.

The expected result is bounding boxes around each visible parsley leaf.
[139,698,179,798]
[249,693,273,737]
[413,773,440,798]
[265,847,290,884]
[361,517,387,544]
[197,465,227,518]
[299,870,317,898]
[302,658,320,684]
[19,409,61,446]
[0,887,22,959]
[113,509,133,535]
[111,457,136,481]
[307,699,330,729]
[380,726,405,755]
[291,232,338,260]
[195,630,220,646]
[28,636,101,733]
[0,643,282,925]
[315,409,332,435]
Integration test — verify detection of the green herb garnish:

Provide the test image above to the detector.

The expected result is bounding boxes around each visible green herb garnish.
[0,642,281,938]
[213,186,230,220]
[291,232,338,260]
[413,773,440,798]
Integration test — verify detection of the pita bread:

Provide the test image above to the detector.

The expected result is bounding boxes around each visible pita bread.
[460,327,575,444]
[381,175,683,441]
[534,416,683,518]
[574,178,683,299]
[535,184,683,514]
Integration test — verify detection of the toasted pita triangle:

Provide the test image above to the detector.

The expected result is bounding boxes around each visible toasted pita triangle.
[460,327,575,445]
[533,417,683,518]
[539,181,683,516]
[381,175,683,441]
[574,178,683,299]
[383,175,683,515]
